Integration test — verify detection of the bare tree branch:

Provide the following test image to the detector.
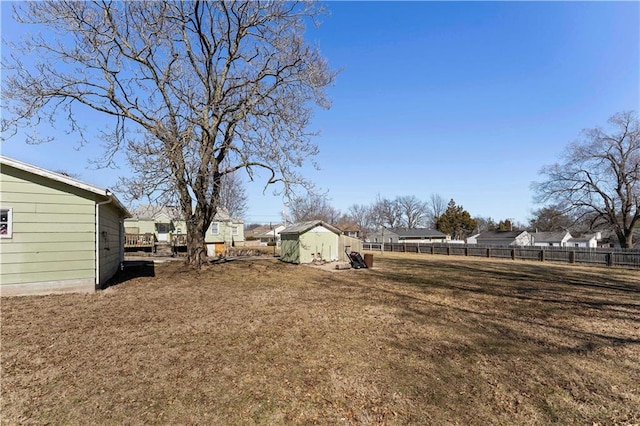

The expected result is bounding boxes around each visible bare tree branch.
[2,0,336,267]
[533,111,640,248]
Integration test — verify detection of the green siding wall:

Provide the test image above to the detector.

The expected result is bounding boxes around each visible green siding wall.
[205,220,245,244]
[280,226,340,264]
[280,234,300,264]
[124,218,155,234]
[0,165,115,294]
[98,202,125,286]
[299,230,339,264]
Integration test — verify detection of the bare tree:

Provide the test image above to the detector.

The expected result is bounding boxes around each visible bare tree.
[347,203,373,236]
[533,111,640,248]
[528,205,573,232]
[396,195,428,228]
[288,193,340,224]
[370,195,402,230]
[426,193,447,228]
[218,170,248,219]
[473,216,496,233]
[2,1,335,267]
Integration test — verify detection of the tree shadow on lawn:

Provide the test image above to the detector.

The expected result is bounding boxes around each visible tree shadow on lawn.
[377,257,640,305]
[362,257,640,356]
[101,260,156,289]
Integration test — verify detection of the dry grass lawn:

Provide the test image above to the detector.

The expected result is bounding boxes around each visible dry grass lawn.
[2,253,639,425]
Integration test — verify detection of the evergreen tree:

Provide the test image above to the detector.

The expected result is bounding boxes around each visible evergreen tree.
[435,199,477,240]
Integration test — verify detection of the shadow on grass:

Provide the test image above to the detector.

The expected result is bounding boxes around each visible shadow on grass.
[102,260,156,289]
[360,256,640,358]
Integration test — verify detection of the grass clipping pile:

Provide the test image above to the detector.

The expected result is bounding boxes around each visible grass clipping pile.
[2,254,639,424]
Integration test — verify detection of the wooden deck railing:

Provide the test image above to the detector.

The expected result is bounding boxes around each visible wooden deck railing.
[125,233,155,247]
[171,234,187,246]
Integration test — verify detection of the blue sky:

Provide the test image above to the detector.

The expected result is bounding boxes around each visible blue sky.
[2,1,639,225]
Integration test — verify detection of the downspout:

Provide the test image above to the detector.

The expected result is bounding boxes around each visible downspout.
[95,194,114,288]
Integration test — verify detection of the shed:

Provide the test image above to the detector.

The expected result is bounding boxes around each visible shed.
[280,220,342,264]
[0,156,131,296]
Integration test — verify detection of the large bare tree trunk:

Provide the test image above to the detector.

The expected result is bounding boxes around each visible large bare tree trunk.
[185,214,209,268]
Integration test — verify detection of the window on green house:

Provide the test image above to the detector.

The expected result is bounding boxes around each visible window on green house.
[211,222,219,235]
[0,208,12,238]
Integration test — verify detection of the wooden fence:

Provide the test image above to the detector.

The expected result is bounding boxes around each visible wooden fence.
[362,242,640,269]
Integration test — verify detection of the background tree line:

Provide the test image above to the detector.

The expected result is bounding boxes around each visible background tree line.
[281,192,531,241]
[277,111,640,247]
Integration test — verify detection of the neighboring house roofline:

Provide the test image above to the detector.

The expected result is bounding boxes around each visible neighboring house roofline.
[127,204,243,223]
[567,237,595,242]
[389,228,448,238]
[531,231,572,243]
[1,155,130,217]
[476,230,529,240]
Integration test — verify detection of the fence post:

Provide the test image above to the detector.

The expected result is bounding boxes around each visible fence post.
[607,252,613,267]
[447,246,451,256]
[487,248,491,258]
[511,248,515,260]
[569,251,575,264]
[540,249,545,262]
[464,247,468,257]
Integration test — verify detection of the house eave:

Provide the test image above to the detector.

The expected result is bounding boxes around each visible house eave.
[1,155,130,218]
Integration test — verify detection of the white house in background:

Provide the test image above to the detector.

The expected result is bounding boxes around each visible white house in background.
[1,156,130,296]
[466,233,481,244]
[566,235,598,248]
[249,224,286,246]
[531,231,573,247]
[473,230,532,246]
[368,228,450,244]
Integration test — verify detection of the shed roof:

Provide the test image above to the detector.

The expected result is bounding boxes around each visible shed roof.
[280,220,342,235]
[1,155,130,217]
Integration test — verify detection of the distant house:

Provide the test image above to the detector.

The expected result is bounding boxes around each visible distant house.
[205,210,245,257]
[125,206,244,256]
[280,220,342,264]
[368,228,449,244]
[334,220,364,240]
[531,231,572,247]
[466,233,481,244]
[473,230,532,246]
[393,228,449,243]
[368,228,399,243]
[125,205,184,244]
[246,224,286,246]
[1,156,130,296]
[566,234,598,248]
